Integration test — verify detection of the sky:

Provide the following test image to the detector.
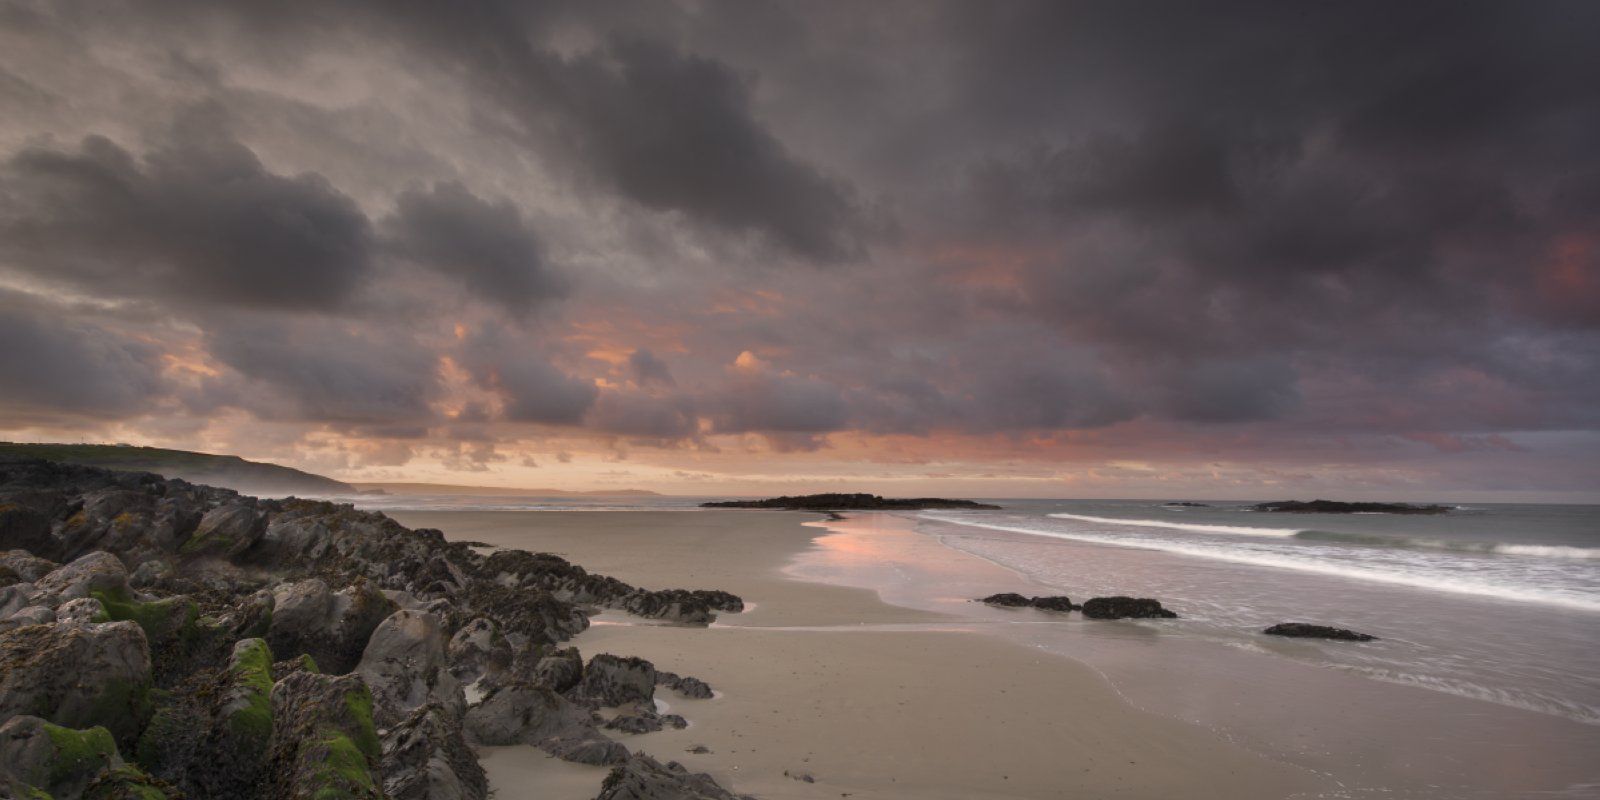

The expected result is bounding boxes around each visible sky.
[1,1,1597,501]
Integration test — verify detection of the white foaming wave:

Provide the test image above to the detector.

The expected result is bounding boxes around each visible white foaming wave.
[1047,512,1303,537]
[922,514,1600,613]
[1494,544,1600,560]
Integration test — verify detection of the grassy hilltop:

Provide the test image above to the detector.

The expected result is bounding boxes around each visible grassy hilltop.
[0,442,353,497]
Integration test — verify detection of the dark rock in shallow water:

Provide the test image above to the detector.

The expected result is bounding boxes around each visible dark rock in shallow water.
[977,593,1076,612]
[1081,596,1178,619]
[1163,501,1210,507]
[597,753,753,800]
[1253,499,1450,515]
[702,492,1000,511]
[1264,622,1376,641]
[657,670,714,699]
[1028,596,1077,612]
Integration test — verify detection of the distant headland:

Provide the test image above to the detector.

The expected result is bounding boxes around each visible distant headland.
[0,442,353,497]
[702,493,1001,511]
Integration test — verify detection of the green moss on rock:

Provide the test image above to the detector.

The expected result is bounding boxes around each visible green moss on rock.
[41,723,119,788]
[226,639,276,743]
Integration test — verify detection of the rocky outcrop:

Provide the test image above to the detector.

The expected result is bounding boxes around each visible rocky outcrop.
[1080,596,1178,619]
[596,753,755,800]
[0,457,750,800]
[1264,622,1377,641]
[978,593,1077,612]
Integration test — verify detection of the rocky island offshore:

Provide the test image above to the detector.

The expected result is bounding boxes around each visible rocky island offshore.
[701,493,1000,511]
[0,458,752,800]
[1252,500,1452,515]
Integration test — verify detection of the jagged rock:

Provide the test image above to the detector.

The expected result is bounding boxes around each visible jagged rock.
[596,753,752,800]
[267,577,397,674]
[128,559,175,589]
[0,715,122,799]
[604,712,689,734]
[0,620,152,743]
[270,653,322,681]
[223,588,275,639]
[619,589,720,625]
[656,670,714,699]
[32,551,131,605]
[0,585,31,620]
[266,671,384,800]
[463,682,593,746]
[56,596,106,624]
[1,605,55,630]
[446,617,510,683]
[978,592,1031,607]
[530,647,584,693]
[573,654,656,708]
[1264,623,1377,642]
[356,609,462,727]
[180,501,268,559]
[1081,596,1178,619]
[541,733,631,766]
[382,703,488,800]
[1,549,57,584]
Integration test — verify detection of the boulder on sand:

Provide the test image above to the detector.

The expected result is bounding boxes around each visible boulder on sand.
[1080,596,1178,619]
[1264,622,1376,642]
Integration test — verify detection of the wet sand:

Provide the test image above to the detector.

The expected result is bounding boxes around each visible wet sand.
[390,509,1324,799]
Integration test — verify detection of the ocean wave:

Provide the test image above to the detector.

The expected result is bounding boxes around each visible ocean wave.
[923,514,1600,613]
[1046,512,1303,537]
[1294,530,1600,560]
[1330,665,1600,726]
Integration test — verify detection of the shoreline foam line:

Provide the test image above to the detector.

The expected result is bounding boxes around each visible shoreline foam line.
[922,514,1600,613]
[1047,512,1303,537]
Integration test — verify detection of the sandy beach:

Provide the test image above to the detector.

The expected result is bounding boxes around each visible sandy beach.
[390,509,1324,800]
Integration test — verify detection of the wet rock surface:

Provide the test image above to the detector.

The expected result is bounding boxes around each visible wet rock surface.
[1264,622,1377,641]
[977,593,1077,611]
[0,456,749,800]
[1080,596,1179,619]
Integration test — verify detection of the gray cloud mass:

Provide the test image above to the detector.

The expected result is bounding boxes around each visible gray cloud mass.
[0,0,1596,491]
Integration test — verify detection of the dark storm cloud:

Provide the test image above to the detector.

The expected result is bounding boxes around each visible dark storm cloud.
[389,182,565,315]
[202,317,439,424]
[0,115,374,310]
[627,349,675,387]
[1,0,1598,472]
[0,291,164,419]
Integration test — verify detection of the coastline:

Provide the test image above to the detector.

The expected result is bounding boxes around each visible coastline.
[391,508,1324,799]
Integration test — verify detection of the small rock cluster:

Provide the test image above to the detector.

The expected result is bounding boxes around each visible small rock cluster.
[977,592,1179,618]
[0,458,745,800]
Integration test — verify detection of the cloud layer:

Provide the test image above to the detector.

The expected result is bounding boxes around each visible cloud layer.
[0,0,1596,496]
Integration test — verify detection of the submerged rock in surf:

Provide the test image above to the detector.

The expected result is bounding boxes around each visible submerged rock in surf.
[1264,622,1376,641]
